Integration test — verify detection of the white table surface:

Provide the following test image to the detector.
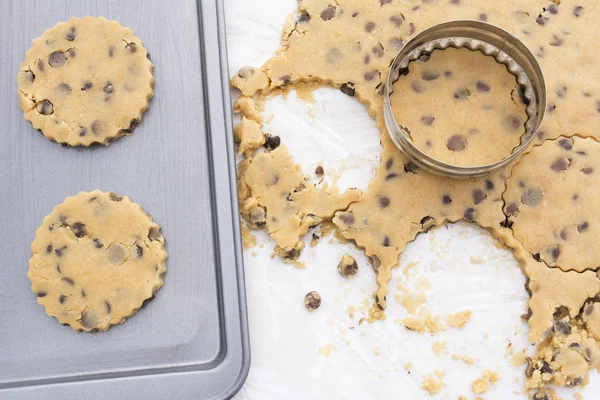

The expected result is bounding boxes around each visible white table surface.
[223,1,594,399]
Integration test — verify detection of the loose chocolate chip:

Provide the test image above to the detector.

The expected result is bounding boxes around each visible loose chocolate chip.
[378,196,391,208]
[476,80,490,92]
[36,100,54,115]
[577,222,589,233]
[79,127,87,137]
[93,238,104,248]
[390,15,403,27]
[558,138,573,150]
[81,81,93,91]
[521,188,543,206]
[447,135,466,151]
[56,83,71,96]
[340,82,355,96]
[148,226,162,241]
[478,13,488,21]
[109,192,123,201]
[453,89,469,99]
[485,179,494,191]
[71,222,87,238]
[321,6,336,20]
[61,277,75,285]
[59,295,67,304]
[464,208,476,222]
[315,165,324,177]
[550,246,560,260]
[125,42,138,53]
[385,173,399,180]
[297,11,311,23]
[421,70,439,81]
[574,6,584,17]
[365,22,377,33]
[404,162,418,174]
[49,51,67,68]
[582,167,594,175]
[264,134,281,150]
[472,189,486,204]
[411,82,423,93]
[103,82,114,94]
[382,236,391,247]
[37,292,47,297]
[338,256,358,278]
[105,301,112,314]
[556,86,567,98]
[550,157,570,171]
[421,116,435,125]
[304,291,321,311]
[364,71,379,81]
[338,212,355,225]
[91,120,103,136]
[372,44,384,58]
[550,35,563,46]
[442,195,452,205]
[65,27,77,41]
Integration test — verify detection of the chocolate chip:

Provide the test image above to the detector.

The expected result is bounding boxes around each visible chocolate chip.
[378,196,391,208]
[558,138,573,150]
[22,69,35,84]
[91,120,103,136]
[536,15,546,25]
[540,361,552,374]
[338,257,358,278]
[297,11,311,23]
[338,212,355,225]
[49,51,67,68]
[485,180,494,191]
[585,302,595,315]
[388,37,404,50]
[81,81,93,91]
[404,162,418,174]
[411,82,424,93]
[418,52,431,62]
[36,100,54,115]
[548,4,558,14]
[550,35,563,46]
[582,167,594,175]
[478,13,488,21]
[380,0,392,4]
[550,157,570,171]
[237,67,255,79]
[351,12,359,18]
[521,308,532,321]
[569,377,584,387]
[363,54,371,65]
[55,83,72,96]
[264,134,281,150]
[442,195,452,205]
[65,27,77,41]
[521,188,543,206]
[365,22,377,33]
[390,15,403,27]
[315,165,324,177]
[421,116,435,125]
[304,291,321,311]
[320,6,336,20]
[444,71,452,78]
[476,80,490,92]
[560,228,568,240]
[372,44,384,58]
[61,277,75,285]
[80,309,98,329]
[105,301,112,314]
[556,86,567,98]
[103,82,114,94]
[382,236,391,247]
[364,71,379,81]
[59,295,67,304]
[464,208,476,222]
[447,135,466,151]
[91,238,103,249]
[135,244,144,257]
[125,42,138,53]
[385,173,398,180]
[574,6,584,17]
[36,59,45,72]
[340,82,355,96]
[109,192,123,202]
[505,116,522,132]
[79,127,87,137]
[71,222,86,238]
[472,189,486,204]
[550,246,560,260]
[533,253,541,262]
[454,89,469,99]
[55,246,67,257]
[146,226,162,241]
[577,222,589,233]
[407,23,415,35]
[421,70,439,81]
[37,292,47,297]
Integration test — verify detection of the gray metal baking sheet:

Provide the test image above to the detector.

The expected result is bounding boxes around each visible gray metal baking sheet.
[0,0,249,398]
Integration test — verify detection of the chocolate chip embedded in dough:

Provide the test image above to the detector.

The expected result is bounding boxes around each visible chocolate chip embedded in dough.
[59,295,67,304]
[377,196,391,209]
[46,244,53,253]
[70,222,87,238]
[37,292,47,297]
[403,162,419,174]
[556,86,567,98]
[421,70,439,81]
[55,246,67,257]
[442,195,452,205]
[472,189,486,205]
[382,236,391,247]
[134,244,144,258]
[574,6,584,17]
[36,100,54,115]
[418,52,431,63]
[297,10,311,23]
[547,104,557,113]
[464,208,476,222]
[550,157,571,171]
[478,13,488,21]
[411,82,424,93]
[340,82,355,96]
[421,115,435,125]
[304,291,321,312]
[326,48,342,63]
[363,54,370,65]
[372,44,384,58]
[79,127,87,137]
[407,23,415,35]
[48,51,67,68]
[237,67,255,79]
[558,138,573,150]
[548,4,558,14]
[93,238,104,248]
[36,59,45,72]
[559,228,568,240]
[504,116,522,132]
[338,212,355,226]
[56,83,72,96]
[453,89,469,99]
[105,301,112,314]
[264,134,281,150]
[107,243,128,266]
[279,75,292,85]
[65,27,77,41]
[315,165,324,177]
[365,22,377,33]
[61,277,75,285]
[380,0,392,4]
[390,15,403,27]
[550,35,563,46]
[80,309,98,329]
[103,82,114,94]
[521,187,543,206]
[385,173,398,180]
[447,135,466,152]
[81,81,93,91]
[321,6,336,20]
[484,180,494,191]
[475,80,490,92]
[91,120,104,136]
[577,222,589,233]
[148,226,162,241]
[581,167,594,175]
[108,45,116,57]
[125,42,138,53]
[21,70,35,84]
[385,158,394,170]
[364,70,379,81]
[549,245,560,260]
[108,192,123,202]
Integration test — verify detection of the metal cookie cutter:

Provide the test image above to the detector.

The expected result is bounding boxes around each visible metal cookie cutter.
[383,20,547,178]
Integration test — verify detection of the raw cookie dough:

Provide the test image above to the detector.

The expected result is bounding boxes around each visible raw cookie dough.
[17,17,154,146]
[504,137,600,272]
[390,47,527,166]
[28,190,167,331]
[231,0,600,395]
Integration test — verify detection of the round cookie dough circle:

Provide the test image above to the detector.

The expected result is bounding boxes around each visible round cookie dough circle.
[28,190,167,332]
[17,17,154,146]
[504,137,600,272]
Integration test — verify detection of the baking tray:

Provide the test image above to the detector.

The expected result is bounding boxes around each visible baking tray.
[0,0,250,398]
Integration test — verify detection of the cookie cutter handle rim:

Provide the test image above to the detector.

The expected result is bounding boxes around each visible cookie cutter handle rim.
[384,20,547,179]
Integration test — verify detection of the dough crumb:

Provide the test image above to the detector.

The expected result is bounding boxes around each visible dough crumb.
[338,254,358,278]
[447,310,472,328]
[404,361,412,371]
[432,341,448,356]
[373,345,381,356]
[472,369,500,394]
[318,343,335,357]
[241,223,257,249]
[421,370,446,395]
[233,117,265,155]
[346,305,356,320]
[233,96,262,123]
